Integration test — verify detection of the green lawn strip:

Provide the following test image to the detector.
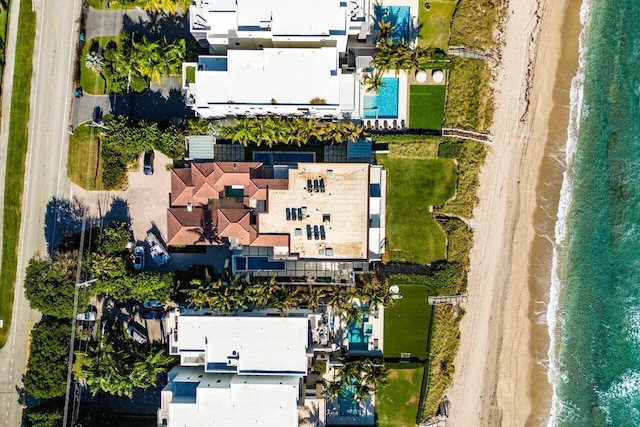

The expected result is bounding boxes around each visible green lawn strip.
[418,0,458,50]
[409,85,446,130]
[80,37,114,95]
[86,0,146,10]
[444,57,494,133]
[376,367,424,427]
[68,122,104,190]
[377,155,456,264]
[0,4,9,80]
[0,0,36,348]
[383,285,431,359]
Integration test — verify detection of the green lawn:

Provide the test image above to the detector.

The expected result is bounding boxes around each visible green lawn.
[377,155,456,264]
[86,0,146,9]
[80,37,113,95]
[418,0,458,50]
[383,285,431,360]
[376,367,424,427]
[68,122,104,190]
[0,3,9,83]
[0,0,36,348]
[409,85,447,130]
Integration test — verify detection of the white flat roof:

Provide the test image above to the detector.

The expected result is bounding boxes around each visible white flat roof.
[194,48,340,108]
[259,163,370,259]
[177,315,308,375]
[166,367,299,427]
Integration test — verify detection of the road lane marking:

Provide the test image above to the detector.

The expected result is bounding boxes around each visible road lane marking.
[56,15,59,31]
[45,130,49,150]
[50,75,55,91]
[40,190,44,206]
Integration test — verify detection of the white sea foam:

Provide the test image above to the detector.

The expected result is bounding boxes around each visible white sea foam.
[547,1,593,425]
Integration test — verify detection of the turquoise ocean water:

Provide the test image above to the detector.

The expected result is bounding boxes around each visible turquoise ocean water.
[550,0,640,425]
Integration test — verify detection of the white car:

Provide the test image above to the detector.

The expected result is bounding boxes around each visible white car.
[133,246,145,271]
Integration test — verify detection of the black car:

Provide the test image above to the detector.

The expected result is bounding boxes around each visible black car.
[92,106,102,124]
[143,150,154,175]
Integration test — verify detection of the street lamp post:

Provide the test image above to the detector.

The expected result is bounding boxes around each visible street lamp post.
[62,278,97,427]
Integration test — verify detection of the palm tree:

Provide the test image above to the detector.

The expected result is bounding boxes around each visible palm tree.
[143,0,179,15]
[324,378,346,400]
[187,118,211,135]
[342,303,364,326]
[362,71,386,94]
[326,285,348,309]
[305,287,326,312]
[376,20,395,40]
[85,51,105,74]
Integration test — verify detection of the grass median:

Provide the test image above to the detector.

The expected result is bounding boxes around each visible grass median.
[0,0,36,348]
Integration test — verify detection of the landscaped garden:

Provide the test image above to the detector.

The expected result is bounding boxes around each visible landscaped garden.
[409,84,447,130]
[383,285,431,360]
[376,367,424,427]
[376,155,456,264]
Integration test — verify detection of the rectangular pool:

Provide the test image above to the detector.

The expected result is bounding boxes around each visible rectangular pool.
[374,6,412,44]
[253,151,316,166]
[234,256,286,271]
[363,77,399,119]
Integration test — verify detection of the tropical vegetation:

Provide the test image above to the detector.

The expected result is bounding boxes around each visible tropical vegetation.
[23,399,64,427]
[84,31,185,94]
[449,0,505,50]
[24,319,71,399]
[324,357,389,402]
[142,0,192,15]
[220,116,365,147]
[76,322,175,398]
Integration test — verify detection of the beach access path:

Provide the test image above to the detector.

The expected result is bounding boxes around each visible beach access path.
[445,0,581,425]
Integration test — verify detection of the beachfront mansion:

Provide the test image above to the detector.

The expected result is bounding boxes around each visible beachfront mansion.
[181,0,420,123]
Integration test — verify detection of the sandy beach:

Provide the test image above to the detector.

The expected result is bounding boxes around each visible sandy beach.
[446,0,582,425]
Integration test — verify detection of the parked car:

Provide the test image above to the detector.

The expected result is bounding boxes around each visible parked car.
[142,310,166,320]
[73,87,83,98]
[76,305,97,321]
[143,300,161,309]
[132,246,145,271]
[92,106,103,124]
[143,150,154,175]
[126,325,147,344]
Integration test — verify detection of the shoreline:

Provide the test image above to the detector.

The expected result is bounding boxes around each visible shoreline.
[446,0,583,425]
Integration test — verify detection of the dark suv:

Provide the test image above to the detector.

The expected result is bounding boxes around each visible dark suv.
[143,150,154,175]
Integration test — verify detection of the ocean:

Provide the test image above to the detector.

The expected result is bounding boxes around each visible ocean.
[549,0,640,425]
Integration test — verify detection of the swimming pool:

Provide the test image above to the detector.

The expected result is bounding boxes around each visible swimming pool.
[337,385,361,416]
[347,314,369,351]
[363,77,399,119]
[234,256,286,271]
[253,151,315,166]
[374,6,412,44]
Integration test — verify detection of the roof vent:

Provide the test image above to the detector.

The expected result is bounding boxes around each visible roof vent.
[187,202,193,212]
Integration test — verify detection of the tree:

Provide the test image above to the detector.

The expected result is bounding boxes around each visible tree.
[376,20,395,40]
[304,287,326,312]
[24,252,88,318]
[85,51,104,74]
[142,0,190,15]
[24,320,71,399]
[362,71,386,94]
[23,399,64,427]
[98,221,131,255]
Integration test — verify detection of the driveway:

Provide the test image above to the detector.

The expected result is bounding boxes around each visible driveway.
[71,77,195,127]
[70,150,172,243]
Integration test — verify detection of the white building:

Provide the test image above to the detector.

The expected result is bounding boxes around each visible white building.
[159,314,311,426]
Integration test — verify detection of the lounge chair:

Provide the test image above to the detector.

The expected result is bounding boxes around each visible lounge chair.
[286,207,291,221]
[306,224,312,240]
[313,225,320,240]
[319,178,325,193]
[393,119,398,130]
[374,120,379,130]
[307,179,313,192]
[400,119,406,129]
[313,179,320,192]
[297,208,303,220]
[383,120,388,130]
[291,207,297,221]
[320,225,326,240]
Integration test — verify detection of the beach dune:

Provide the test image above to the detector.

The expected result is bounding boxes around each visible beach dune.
[446,0,582,425]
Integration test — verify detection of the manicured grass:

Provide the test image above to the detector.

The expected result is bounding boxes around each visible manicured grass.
[383,285,431,360]
[377,155,456,264]
[0,0,36,348]
[185,65,195,84]
[68,122,104,190]
[86,0,146,10]
[409,85,447,130]
[418,0,458,50]
[376,367,424,427]
[80,37,113,95]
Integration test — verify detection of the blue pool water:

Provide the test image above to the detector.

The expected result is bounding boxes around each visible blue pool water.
[347,315,369,351]
[338,385,360,416]
[363,77,399,119]
[253,151,315,166]
[374,6,412,44]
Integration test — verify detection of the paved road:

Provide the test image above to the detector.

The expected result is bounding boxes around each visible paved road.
[0,0,82,425]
